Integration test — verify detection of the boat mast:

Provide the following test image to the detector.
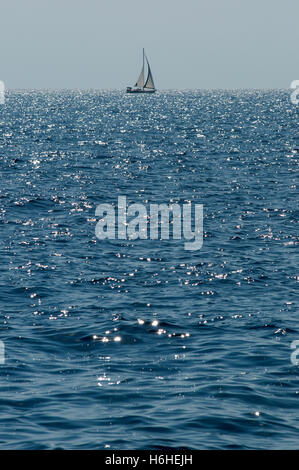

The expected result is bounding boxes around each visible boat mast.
[142,48,144,88]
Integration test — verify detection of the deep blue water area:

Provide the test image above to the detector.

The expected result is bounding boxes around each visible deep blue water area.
[0,90,298,449]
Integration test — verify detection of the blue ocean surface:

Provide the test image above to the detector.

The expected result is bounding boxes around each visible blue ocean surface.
[0,90,298,449]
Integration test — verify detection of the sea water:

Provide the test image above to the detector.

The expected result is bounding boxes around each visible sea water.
[0,90,298,449]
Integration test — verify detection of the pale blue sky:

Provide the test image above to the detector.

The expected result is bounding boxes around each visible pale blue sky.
[0,0,298,89]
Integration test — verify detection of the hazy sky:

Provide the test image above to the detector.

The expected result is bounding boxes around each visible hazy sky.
[0,0,298,89]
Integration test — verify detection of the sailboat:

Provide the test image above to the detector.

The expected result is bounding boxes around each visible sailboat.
[126,49,156,93]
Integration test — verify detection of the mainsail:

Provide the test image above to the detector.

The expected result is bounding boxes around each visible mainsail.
[144,58,155,89]
[135,65,144,88]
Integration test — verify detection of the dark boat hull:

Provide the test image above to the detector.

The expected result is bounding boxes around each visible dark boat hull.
[126,87,156,94]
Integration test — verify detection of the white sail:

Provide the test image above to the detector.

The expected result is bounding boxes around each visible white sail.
[135,65,144,88]
[144,58,155,89]
[127,49,156,93]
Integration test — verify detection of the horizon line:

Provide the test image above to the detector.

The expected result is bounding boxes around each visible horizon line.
[3,87,292,92]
